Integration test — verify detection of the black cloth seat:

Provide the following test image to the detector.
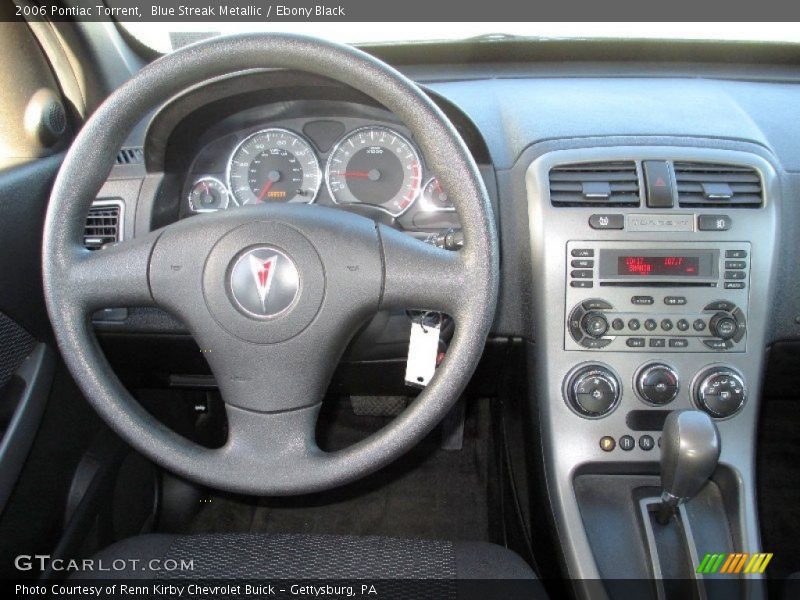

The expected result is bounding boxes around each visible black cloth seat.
[82,533,544,598]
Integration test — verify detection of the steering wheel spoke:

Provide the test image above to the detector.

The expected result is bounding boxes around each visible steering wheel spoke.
[62,232,159,313]
[378,224,466,316]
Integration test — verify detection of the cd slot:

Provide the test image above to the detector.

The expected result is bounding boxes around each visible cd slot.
[599,281,717,288]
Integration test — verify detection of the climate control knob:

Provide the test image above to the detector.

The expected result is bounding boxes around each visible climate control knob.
[709,312,739,341]
[635,363,679,406]
[694,367,746,418]
[566,365,621,418]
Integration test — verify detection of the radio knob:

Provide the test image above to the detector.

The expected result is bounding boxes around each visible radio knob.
[695,367,746,418]
[636,363,679,406]
[709,312,738,341]
[566,365,621,418]
[581,312,609,338]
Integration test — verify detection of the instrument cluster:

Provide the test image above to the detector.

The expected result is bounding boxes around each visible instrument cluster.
[183,116,458,230]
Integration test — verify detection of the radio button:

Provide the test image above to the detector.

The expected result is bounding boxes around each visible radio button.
[724,282,745,289]
[704,339,733,351]
[725,271,746,280]
[631,296,654,305]
[582,313,609,338]
[664,296,687,306]
[571,270,593,279]
[677,319,690,331]
[661,319,674,331]
[709,312,738,340]
[582,299,613,311]
[583,338,613,349]
[698,214,732,231]
[589,214,624,230]
[571,281,593,288]
[649,338,666,348]
[627,337,646,348]
[693,319,707,332]
[628,319,641,331]
[669,339,689,348]
[644,319,657,331]
[572,259,594,268]
[611,318,625,331]
[704,301,736,312]
[725,250,747,259]
[725,260,746,270]
[571,249,594,257]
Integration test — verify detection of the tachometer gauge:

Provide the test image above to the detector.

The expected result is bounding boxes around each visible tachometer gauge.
[420,177,455,212]
[325,127,422,216]
[227,128,321,206]
[188,177,230,212]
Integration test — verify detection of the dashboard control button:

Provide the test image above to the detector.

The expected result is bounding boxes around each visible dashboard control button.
[572,249,594,257]
[660,319,674,331]
[677,319,690,331]
[582,299,613,311]
[636,363,679,405]
[725,260,746,270]
[669,338,689,348]
[571,269,593,279]
[644,319,657,331]
[632,296,654,306]
[703,339,733,350]
[589,214,624,230]
[571,280,593,288]
[600,436,616,452]
[572,259,594,268]
[619,435,635,451]
[643,161,675,208]
[724,270,746,280]
[639,435,656,451]
[698,214,732,231]
[704,301,736,312]
[611,318,625,331]
[725,250,747,259]
[583,337,613,349]
[567,366,621,418]
[664,296,687,306]
[582,312,609,338]
[693,319,707,332]
[627,337,646,348]
[649,338,666,348]
[695,368,746,418]
[709,312,738,340]
[628,319,641,331]
[724,282,745,289]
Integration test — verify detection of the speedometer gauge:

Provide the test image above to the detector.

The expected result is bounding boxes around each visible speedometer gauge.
[227,128,321,206]
[325,127,422,217]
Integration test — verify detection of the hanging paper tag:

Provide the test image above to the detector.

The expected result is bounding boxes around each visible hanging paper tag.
[405,320,440,388]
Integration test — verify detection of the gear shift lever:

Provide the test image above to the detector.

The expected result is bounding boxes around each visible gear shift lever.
[657,409,721,525]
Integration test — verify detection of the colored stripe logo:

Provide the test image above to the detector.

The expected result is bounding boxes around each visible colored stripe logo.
[696,552,773,574]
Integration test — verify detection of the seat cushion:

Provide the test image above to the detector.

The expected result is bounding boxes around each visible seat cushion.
[81,533,544,598]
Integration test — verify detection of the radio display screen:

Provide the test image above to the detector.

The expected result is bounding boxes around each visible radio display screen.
[618,255,700,277]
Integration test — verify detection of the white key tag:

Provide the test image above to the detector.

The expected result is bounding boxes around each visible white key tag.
[405,319,440,388]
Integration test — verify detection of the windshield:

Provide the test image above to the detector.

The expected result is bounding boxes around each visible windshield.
[122,22,800,53]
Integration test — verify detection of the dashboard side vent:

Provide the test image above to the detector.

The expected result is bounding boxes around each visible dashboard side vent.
[549,161,640,206]
[674,162,762,208]
[84,202,122,250]
[115,147,144,165]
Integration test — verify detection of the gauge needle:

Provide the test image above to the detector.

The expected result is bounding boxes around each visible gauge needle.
[256,180,274,203]
[339,169,381,181]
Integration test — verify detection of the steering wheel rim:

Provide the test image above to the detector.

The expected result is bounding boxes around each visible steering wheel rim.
[42,33,498,495]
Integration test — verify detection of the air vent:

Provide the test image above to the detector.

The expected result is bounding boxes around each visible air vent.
[549,161,640,206]
[674,162,762,208]
[84,202,122,250]
[115,147,144,165]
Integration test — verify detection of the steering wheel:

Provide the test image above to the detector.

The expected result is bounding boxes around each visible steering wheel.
[42,34,498,495]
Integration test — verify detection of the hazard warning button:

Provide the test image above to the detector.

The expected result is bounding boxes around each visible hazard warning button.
[643,160,675,208]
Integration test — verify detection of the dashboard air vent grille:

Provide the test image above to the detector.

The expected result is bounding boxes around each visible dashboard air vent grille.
[115,147,144,165]
[674,162,762,208]
[549,161,640,206]
[84,202,121,250]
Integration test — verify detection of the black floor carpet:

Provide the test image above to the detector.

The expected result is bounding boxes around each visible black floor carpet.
[758,395,800,582]
[182,398,493,543]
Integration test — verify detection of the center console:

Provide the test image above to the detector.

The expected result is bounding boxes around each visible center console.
[526,145,780,599]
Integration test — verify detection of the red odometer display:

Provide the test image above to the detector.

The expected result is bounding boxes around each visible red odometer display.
[618,256,700,276]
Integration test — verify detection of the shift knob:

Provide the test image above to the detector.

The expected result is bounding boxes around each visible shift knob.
[657,409,721,524]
